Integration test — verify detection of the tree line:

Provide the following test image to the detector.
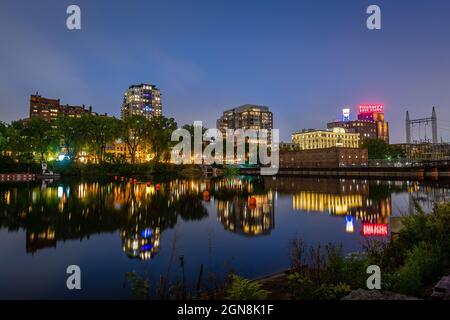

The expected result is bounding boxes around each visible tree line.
[0,114,178,164]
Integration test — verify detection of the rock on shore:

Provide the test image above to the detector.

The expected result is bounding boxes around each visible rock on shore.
[342,289,420,300]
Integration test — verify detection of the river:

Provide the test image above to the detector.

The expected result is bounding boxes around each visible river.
[0,176,449,299]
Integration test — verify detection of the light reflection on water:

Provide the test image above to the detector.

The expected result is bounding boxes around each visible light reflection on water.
[0,176,449,298]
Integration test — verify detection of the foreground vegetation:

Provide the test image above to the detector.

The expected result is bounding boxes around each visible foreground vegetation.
[247,203,450,299]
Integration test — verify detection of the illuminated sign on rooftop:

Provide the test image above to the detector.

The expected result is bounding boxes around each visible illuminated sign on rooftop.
[358,104,384,114]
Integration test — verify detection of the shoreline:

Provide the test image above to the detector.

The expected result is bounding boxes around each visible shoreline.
[241,167,450,180]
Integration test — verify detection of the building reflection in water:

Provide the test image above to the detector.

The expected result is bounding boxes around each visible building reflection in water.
[406,181,450,215]
[264,177,392,236]
[26,228,56,253]
[0,179,211,259]
[213,177,275,237]
[2,177,450,256]
[121,227,161,260]
[216,194,275,236]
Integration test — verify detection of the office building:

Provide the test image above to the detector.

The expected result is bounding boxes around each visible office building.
[121,84,162,120]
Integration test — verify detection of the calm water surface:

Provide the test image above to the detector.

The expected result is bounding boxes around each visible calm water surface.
[1,176,450,299]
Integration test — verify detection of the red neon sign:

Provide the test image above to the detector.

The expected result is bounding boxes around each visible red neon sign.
[358,104,384,114]
[361,223,389,237]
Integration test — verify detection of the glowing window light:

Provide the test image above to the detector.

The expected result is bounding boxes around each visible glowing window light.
[141,244,153,251]
[141,229,153,238]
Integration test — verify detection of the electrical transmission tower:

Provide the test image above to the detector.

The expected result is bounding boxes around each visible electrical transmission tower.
[406,107,438,144]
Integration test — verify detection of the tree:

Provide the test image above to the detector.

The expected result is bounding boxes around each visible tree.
[362,138,389,160]
[148,116,178,162]
[387,144,406,160]
[4,121,29,161]
[55,116,86,160]
[82,115,121,164]
[21,118,58,161]
[362,138,405,160]
[119,115,149,164]
[0,122,7,155]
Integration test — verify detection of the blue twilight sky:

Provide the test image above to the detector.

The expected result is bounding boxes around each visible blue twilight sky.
[1,0,450,143]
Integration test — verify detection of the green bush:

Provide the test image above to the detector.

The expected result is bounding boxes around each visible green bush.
[341,252,371,289]
[398,212,436,250]
[287,272,351,300]
[322,244,345,285]
[226,275,270,300]
[287,272,316,300]
[313,283,351,300]
[390,242,443,297]
[432,203,450,262]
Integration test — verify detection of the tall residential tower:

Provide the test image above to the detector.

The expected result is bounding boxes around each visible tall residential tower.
[121,84,162,120]
[216,104,273,142]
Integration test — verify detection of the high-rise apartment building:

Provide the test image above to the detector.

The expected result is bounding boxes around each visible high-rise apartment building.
[121,84,162,120]
[29,93,96,121]
[216,104,273,142]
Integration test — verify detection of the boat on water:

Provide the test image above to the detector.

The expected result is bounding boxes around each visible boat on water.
[37,162,61,180]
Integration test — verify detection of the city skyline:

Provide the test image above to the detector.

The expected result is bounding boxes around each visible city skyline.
[2,0,450,143]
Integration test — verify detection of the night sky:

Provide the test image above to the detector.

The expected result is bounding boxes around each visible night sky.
[1,0,450,143]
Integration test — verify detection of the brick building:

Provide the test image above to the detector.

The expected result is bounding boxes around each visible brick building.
[279,147,368,169]
[29,93,96,121]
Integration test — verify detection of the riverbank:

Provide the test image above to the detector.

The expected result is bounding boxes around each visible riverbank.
[243,271,420,300]
[0,159,204,178]
[241,166,450,179]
